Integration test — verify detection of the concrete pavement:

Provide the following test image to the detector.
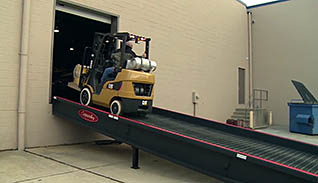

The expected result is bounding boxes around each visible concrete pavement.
[0,143,222,183]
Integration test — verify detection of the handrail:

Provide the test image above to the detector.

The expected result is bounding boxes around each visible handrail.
[253,89,268,109]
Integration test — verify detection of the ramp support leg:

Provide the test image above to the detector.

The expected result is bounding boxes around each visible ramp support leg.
[131,146,140,169]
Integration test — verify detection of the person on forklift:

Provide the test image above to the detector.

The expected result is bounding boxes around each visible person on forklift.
[100,41,144,85]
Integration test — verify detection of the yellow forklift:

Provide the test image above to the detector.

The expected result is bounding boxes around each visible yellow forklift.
[68,32,157,115]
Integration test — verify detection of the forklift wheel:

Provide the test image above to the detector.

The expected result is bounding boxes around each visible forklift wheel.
[110,100,123,115]
[80,88,92,106]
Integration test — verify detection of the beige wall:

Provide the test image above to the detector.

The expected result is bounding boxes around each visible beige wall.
[251,0,318,126]
[65,0,249,120]
[1,0,248,149]
[25,0,106,148]
[0,0,22,150]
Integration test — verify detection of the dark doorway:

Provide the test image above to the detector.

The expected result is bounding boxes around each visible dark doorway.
[52,10,111,101]
[238,68,245,104]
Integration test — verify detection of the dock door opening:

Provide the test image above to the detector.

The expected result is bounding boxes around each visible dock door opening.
[51,3,116,102]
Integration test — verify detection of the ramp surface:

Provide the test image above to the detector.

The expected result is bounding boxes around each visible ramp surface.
[134,113,318,174]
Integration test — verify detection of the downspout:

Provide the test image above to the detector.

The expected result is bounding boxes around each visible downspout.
[18,0,31,151]
[247,11,253,109]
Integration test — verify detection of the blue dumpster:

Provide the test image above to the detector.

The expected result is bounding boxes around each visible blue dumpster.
[288,103,318,135]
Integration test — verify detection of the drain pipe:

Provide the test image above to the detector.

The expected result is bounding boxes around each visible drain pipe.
[18,0,31,151]
[247,11,253,109]
[247,11,255,128]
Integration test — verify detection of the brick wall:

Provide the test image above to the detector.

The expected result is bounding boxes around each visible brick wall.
[68,0,249,119]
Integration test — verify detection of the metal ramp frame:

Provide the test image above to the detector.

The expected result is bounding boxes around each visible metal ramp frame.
[53,96,318,183]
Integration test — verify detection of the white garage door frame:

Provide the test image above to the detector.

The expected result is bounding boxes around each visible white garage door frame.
[55,2,112,24]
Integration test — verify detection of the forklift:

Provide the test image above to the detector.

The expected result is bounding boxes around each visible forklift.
[68,32,157,115]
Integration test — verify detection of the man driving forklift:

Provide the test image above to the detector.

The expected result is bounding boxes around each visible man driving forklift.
[100,41,146,85]
[68,32,157,116]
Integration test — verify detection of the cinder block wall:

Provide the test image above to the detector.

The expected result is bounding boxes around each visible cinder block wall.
[0,0,22,150]
[1,0,248,149]
[67,0,249,118]
[251,0,318,127]
[25,0,105,148]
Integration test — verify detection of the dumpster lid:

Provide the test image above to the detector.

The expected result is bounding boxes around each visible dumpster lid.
[291,80,318,104]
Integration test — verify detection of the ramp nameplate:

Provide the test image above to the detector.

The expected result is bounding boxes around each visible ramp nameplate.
[78,109,99,123]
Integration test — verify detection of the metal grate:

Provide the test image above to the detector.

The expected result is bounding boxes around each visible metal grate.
[134,114,318,174]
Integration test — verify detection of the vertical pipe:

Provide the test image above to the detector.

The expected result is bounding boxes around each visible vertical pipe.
[18,0,31,151]
[249,111,254,129]
[247,11,253,109]
[268,111,273,126]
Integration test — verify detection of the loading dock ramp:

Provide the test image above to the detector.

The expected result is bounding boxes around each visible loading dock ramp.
[53,96,318,183]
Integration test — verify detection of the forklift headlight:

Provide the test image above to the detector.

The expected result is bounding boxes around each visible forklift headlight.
[135,87,140,95]
[133,83,152,96]
[140,87,144,94]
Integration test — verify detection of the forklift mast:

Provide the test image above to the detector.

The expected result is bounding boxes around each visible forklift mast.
[80,32,151,93]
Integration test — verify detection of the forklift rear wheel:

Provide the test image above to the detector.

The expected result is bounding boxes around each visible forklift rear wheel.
[110,100,123,115]
[80,88,92,106]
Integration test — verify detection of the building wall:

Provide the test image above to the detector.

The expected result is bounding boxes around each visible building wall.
[26,0,106,147]
[0,0,22,150]
[1,0,248,149]
[251,0,318,126]
[64,0,248,120]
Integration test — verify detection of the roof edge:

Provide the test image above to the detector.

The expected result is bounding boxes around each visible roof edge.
[247,0,290,9]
